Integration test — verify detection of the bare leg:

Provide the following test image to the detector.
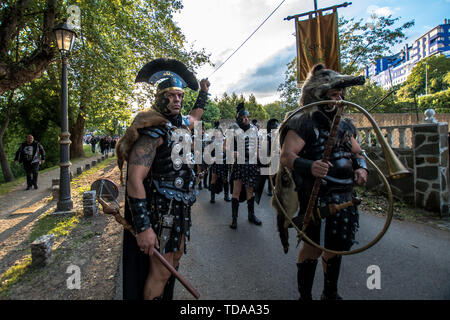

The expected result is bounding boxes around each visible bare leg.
[298,242,322,263]
[245,186,254,200]
[232,179,242,199]
[143,235,186,300]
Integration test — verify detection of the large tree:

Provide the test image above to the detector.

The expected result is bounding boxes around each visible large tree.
[339,14,414,74]
[0,1,212,182]
[64,0,210,157]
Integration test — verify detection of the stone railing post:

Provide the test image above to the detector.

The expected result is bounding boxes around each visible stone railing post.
[385,127,394,147]
[413,122,449,217]
[363,128,371,146]
[398,127,407,148]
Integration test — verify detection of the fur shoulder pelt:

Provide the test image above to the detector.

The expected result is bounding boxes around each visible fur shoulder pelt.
[115,108,168,184]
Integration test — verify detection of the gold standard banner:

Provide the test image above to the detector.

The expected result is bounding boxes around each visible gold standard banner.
[296,10,341,84]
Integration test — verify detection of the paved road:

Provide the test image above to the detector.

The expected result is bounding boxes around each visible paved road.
[173,188,450,300]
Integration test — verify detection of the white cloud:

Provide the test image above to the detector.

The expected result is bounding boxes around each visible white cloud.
[174,0,309,104]
[366,5,395,17]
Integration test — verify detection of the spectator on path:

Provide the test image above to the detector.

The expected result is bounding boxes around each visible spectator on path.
[90,136,97,153]
[14,134,45,190]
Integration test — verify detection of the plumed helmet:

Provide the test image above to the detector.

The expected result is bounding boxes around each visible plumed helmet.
[135,58,199,93]
[236,102,249,119]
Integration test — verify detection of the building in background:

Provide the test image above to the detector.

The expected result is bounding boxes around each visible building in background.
[366,19,450,90]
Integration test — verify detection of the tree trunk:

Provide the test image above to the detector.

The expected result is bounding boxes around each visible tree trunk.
[0,92,15,182]
[0,139,14,182]
[70,112,86,159]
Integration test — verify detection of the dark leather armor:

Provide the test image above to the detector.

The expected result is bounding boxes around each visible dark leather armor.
[137,122,197,254]
[296,114,356,194]
[292,112,359,251]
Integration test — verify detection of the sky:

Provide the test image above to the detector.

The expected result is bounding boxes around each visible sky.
[173,0,450,105]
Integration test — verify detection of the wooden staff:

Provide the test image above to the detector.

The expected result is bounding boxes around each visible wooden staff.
[301,103,345,232]
[97,197,200,300]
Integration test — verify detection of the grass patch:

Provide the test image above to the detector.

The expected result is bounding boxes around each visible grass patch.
[28,213,80,243]
[0,256,32,298]
[71,156,116,185]
[0,177,26,196]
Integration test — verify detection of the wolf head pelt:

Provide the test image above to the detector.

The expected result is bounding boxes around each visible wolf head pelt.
[115,108,168,185]
[300,63,365,106]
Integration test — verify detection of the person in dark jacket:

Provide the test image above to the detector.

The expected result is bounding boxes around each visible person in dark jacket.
[14,134,45,190]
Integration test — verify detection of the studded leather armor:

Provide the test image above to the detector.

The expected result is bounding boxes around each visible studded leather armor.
[289,111,360,250]
[137,121,198,254]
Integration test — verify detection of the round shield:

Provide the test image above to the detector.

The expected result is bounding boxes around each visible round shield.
[90,178,119,202]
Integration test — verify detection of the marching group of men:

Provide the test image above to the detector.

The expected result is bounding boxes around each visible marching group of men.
[114,58,368,300]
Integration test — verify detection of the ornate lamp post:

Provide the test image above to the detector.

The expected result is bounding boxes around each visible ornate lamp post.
[53,22,77,212]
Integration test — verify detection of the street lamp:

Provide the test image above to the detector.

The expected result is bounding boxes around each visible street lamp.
[53,21,77,212]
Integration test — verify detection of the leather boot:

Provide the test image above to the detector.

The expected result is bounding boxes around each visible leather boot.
[223,182,231,202]
[203,172,208,189]
[162,266,178,300]
[247,197,261,225]
[210,184,216,203]
[267,179,273,196]
[321,256,343,300]
[230,198,239,229]
[297,259,318,301]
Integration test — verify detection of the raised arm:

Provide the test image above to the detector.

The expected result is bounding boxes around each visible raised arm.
[188,79,210,129]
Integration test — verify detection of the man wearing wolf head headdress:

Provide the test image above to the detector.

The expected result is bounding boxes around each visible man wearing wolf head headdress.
[278,64,367,300]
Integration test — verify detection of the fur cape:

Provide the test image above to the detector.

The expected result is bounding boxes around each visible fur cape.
[115,108,168,184]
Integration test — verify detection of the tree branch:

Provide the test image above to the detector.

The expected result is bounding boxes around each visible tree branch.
[0,0,32,55]
[0,0,58,95]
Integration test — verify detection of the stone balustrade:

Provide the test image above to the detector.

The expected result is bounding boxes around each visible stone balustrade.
[357,125,413,149]
[355,122,449,217]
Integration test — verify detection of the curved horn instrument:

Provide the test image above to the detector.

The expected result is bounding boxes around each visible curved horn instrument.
[274,100,410,256]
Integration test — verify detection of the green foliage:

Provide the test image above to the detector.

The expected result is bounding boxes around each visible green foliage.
[246,94,269,120]
[346,80,399,113]
[215,93,240,120]
[418,89,450,113]
[277,57,300,110]
[0,1,212,181]
[68,0,210,138]
[397,55,450,99]
[263,101,296,121]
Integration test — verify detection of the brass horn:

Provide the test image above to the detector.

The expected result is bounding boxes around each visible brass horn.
[348,101,410,180]
[274,99,410,256]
